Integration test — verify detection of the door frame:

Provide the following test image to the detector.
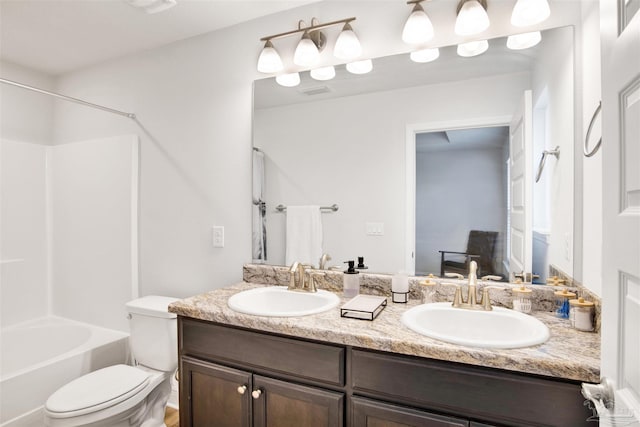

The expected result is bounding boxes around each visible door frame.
[405,115,513,275]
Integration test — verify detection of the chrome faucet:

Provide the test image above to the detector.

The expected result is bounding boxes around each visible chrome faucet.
[444,261,499,311]
[288,262,318,292]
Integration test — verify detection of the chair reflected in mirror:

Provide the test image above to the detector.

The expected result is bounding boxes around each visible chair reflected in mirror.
[439,230,499,278]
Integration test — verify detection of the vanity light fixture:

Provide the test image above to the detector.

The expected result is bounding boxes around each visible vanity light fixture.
[310,66,336,81]
[334,23,362,60]
[457,39,489,57]
[294,30,322,67]
[454,0,490,36]
[506,31,542,50]
[126,0,176,14]
[257,41,284,73]
[346,59,373,74]
[257,17,359,73]
[410,47,440,63]
[276,72,301,87]
[511,0,550,27]
[402,0,435,45]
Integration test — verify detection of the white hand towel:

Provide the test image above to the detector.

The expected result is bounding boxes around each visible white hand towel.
[285,206,323,267]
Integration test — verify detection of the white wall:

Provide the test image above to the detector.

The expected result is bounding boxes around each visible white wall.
[255,72,529,273]
[530,26,575,277]
[0,140,49,327]
[0,60,54,145]
[578,1,603,296]
[47,1,584,296]
[51,136,138,331]
[416,146,507,276]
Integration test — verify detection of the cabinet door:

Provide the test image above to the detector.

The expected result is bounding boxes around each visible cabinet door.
[352,397,468,427]
[180,357,252,427]
[253,375,344,427]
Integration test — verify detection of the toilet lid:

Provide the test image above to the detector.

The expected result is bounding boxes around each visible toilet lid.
[46,364,150,416]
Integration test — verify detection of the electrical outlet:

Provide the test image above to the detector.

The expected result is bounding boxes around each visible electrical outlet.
[213,226,224,248]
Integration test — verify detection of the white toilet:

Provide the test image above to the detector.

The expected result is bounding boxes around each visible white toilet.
[44,296,179,427]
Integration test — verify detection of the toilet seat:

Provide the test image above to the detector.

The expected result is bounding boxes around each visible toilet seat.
[45,364,150,418]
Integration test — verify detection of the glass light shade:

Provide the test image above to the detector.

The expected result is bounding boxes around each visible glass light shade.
[293,33,320,67]
[511,0,550,27]
[275,72,300,87]
[334,23,362,60]
[256,41,283,74]
[410,47,440,63]
[454,0,490,36]
[346,59,373,75]
[310,66,336,81]
[507,31,542,50]
[402,4,435,45]
[457,40,489,57]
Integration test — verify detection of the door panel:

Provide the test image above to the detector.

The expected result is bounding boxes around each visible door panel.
[253,375,344,427]
[180,357,252,427]
[509,90,533,280]
[598,0,640,422]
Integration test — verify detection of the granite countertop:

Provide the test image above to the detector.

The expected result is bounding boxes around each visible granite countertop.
[169,282,600,384]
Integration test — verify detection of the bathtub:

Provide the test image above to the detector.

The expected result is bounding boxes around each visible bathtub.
[0,317,129,427]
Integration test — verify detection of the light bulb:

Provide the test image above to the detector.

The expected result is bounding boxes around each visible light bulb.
[410,47,440,63]
[402,3,435,45]
[507,31,542,50]
[457,40,489,57]
[257,41,283,74]
[455,0,490,36]
[293,32,320,67]
[276,72,300,87]
[310,66,336,81]
[334,23,362,60]
[346,59,373,75]
[511,0,550,27]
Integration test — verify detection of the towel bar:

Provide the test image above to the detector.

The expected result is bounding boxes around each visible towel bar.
[276,204,339,212]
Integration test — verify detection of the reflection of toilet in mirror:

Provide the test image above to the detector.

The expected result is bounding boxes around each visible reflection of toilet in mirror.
[44,296,179,427]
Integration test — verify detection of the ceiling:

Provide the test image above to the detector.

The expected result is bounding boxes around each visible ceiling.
[416,127,510,153]
[0,0,317,76]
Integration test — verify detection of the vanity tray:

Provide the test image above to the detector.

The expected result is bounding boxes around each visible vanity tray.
[340,295,387,321]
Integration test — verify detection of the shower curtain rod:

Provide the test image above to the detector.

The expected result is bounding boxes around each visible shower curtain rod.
[0,78,136,120]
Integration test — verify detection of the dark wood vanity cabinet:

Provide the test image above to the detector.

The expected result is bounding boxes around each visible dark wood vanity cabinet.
[178,317,591,427]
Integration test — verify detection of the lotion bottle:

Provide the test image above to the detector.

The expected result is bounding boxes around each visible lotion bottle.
[343,260,360,298]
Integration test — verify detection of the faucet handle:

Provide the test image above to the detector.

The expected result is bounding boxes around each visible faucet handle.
[480,286,503,311]
[444,272,464,279]
[442,282,463,307]
[308,272,322,292]
[481,275,502,281]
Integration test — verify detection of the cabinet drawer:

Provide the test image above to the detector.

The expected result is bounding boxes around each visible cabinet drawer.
[180,318,345,386]
[352,396,468,427]
[351,349,590,427]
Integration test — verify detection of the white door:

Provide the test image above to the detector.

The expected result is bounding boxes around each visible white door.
[509,90,533,281]
[593,0,640,423]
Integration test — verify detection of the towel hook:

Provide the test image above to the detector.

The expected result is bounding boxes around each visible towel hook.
[535,146,560,183]
[584,101,602,158]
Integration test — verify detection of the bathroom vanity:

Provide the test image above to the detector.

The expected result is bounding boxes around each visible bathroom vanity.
[170,282,600,427]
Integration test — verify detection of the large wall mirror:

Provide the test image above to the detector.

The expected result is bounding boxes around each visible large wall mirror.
[252,25,574,282]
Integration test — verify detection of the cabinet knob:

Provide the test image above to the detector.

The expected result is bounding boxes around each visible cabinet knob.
[237,385,247,395]
[251,389,262,399]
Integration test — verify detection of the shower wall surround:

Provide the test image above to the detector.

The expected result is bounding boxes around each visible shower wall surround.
[0,136,139,331]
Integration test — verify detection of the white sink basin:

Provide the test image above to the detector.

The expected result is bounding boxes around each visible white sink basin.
[228,286,340,317]
[401,302,550,349]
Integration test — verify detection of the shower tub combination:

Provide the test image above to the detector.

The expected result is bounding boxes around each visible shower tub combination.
[0,317,129,427]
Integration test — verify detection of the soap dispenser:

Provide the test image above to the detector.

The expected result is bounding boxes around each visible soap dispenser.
[343,260,360,298]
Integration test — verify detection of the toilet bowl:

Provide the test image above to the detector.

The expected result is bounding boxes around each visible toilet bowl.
[43,296,179,427]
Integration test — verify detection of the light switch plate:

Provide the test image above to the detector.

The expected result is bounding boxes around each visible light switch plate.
[366,222,384,236]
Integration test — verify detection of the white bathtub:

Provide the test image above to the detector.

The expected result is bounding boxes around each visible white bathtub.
[0,317,129,427]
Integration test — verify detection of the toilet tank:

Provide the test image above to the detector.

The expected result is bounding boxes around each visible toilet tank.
[125,296,180,372]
